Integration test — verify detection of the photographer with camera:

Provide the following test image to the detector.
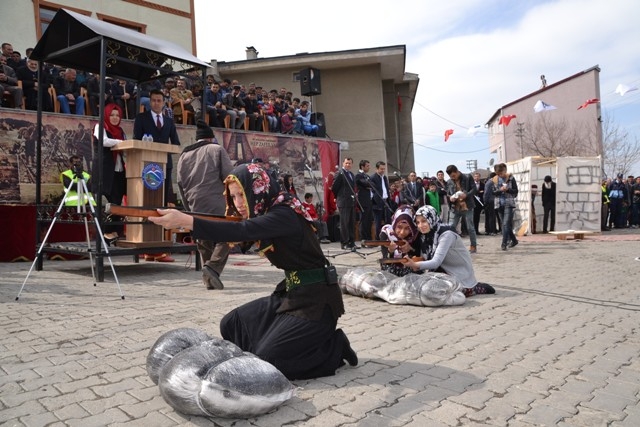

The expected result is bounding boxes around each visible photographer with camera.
[60,155,96,207]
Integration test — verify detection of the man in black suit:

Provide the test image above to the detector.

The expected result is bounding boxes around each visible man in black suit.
[133,89,181,263]
[401,171,424,210]
[355,160,373,242]
[133,89,181,204]
[370,161,391,239]
[331,157,357,250]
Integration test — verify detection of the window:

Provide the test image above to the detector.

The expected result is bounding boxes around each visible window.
[292,72,300,83]
[35,1,91,39]
[97,14,146,33]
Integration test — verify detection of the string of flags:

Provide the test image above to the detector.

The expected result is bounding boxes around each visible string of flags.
[440,81,636,142]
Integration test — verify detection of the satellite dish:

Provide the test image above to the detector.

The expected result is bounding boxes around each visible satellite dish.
[489,158,495,166]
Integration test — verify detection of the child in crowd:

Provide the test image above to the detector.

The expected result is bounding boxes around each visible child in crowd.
[425,180,441,215]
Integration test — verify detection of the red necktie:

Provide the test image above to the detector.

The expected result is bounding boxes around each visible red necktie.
[156,114,162,129]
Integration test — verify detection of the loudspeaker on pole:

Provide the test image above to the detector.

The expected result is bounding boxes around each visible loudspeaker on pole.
[300,67,321,96]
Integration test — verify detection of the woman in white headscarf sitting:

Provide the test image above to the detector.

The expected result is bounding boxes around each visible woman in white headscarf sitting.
[404,205,496,297]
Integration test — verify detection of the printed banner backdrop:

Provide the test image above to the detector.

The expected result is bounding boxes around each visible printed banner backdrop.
[0,110,340,209]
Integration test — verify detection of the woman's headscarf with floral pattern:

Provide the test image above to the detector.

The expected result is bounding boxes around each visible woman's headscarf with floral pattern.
[224,163,313,222]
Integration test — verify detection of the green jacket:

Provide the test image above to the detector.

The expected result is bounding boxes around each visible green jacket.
[60,169,96,206]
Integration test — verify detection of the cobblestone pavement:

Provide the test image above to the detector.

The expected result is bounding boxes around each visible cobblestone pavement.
[1,230,639,426]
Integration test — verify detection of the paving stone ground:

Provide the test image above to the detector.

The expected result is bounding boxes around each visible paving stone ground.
[1,230,639,426]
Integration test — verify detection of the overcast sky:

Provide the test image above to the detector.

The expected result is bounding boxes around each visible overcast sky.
[194,0,640,177]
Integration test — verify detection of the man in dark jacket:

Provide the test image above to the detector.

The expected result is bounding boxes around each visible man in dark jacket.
[331,157,357,250]
[446,164,478,253]
[54,68,84,115]
[541,175,556,233]
[355,160,373,241]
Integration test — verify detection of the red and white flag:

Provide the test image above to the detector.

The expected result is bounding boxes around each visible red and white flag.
[577,98,599,110]
[498,114,516,126]
[444,129,454,142]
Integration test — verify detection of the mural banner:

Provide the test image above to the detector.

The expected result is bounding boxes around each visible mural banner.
[0,110,340,207]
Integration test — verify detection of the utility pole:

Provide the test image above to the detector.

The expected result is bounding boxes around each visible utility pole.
[515,122,526,159]
[466,159,477,172]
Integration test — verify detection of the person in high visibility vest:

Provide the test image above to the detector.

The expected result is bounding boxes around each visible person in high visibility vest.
[60,155,96,207]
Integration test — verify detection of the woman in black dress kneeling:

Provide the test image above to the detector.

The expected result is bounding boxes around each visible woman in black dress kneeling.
[149,162,357,380]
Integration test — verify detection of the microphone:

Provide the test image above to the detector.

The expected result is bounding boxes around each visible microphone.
[394,171,402,178]
[305,163,312,172]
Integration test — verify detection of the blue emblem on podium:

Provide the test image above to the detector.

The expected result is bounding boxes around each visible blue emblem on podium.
[142,163,164,191]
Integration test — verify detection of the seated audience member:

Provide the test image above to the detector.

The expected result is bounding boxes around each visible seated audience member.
[379,205,419,277]
[291,97,301,111]
[273,94,288,131]
[9,50,26,70]
[405,205,495,297]
[262,95,278,132]
[137,78,163,112]
[0,55,23,109]
[17,59,52,111]
[280,106,301,134]
[204,82,228,128]
[113,79,136,119]
[169,77,195,123]
[297,101,318,136]
[54,68,85,115]
[85,74,114,116]
[222,84,247,129]
[189,81,204,118]
[162,76,175,101]
[255,86,264,104]
[219,78,231,97]
[243,89,262,131]
[302,193,331,243]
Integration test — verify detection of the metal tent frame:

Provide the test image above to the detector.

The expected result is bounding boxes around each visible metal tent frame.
[29,8,209,280]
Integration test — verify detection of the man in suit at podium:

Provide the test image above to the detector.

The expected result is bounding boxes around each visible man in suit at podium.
[133,89,181,203]
[133,88,181,262]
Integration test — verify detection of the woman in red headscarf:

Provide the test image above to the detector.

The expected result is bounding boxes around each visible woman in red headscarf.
[92,103,127,243]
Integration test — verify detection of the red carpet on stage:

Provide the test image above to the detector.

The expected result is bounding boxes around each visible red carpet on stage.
[0,205,90,262]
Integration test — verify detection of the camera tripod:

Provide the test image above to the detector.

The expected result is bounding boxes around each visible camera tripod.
[15,173,124,300]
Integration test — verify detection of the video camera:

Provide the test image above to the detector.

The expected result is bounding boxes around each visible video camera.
[71,161,84,178]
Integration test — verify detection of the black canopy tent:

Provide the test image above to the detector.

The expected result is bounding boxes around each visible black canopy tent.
[29,8,209,279]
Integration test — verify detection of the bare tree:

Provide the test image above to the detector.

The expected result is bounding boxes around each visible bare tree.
[600,114,640,178]
[520,114,599,158]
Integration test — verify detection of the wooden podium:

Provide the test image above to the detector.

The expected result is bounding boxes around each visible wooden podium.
[112,139,180,247]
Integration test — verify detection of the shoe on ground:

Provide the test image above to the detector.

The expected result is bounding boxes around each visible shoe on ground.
[473,282,496,294]
[336,329,358,367]
[509,239,519,248]
[320,238,331,244]
[202,265,224,290]
[155,254,175,262]
[469,245,477,253]
[501,244,507,251]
